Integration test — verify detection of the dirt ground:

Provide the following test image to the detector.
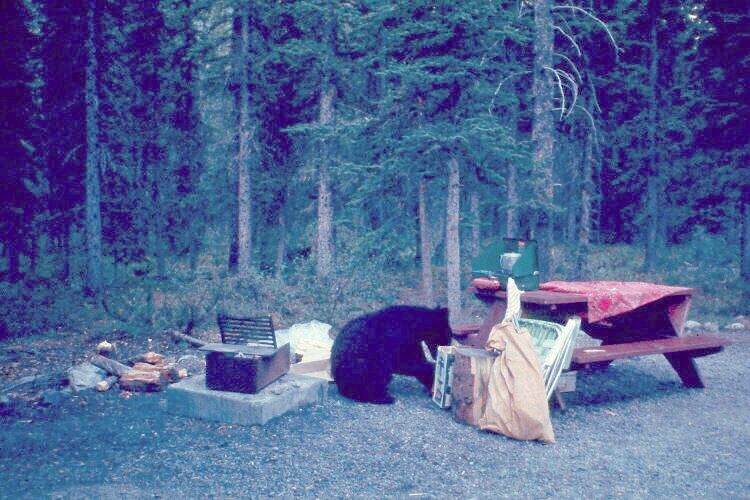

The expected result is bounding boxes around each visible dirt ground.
[1,324,749,498]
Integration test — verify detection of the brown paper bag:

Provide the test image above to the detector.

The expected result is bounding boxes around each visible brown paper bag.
[478,322,555,443]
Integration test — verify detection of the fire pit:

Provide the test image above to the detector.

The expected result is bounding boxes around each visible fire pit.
[199,343,290,394]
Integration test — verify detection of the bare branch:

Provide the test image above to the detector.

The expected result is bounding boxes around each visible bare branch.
[588,78,602,113]
[553,25,582,57]
[574,104,599,145]
[555,68,579,116]
[552,5,622,57]
[554,52,582,82]
[480,39,501,67]
[544,66,566,119]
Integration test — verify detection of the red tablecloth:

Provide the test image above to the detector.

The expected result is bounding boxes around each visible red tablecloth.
[539,281,693,324]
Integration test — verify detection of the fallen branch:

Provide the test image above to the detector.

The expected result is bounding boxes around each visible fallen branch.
[1,375,44,394]
[171,331,207,347]
[91,354,132,377]
[1,372,67,394]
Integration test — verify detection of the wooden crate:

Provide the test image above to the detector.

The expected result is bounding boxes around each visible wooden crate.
[432,346,457,409]
[451,347,496,427]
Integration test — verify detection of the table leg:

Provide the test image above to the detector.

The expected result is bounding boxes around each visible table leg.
[475,300,507,347]
[553,388,567,412]
[664,353,705,388]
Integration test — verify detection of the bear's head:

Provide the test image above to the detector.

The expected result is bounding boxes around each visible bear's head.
[423,307,452,356]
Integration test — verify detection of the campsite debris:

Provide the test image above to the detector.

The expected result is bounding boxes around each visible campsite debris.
[67,363,108,392]
[138,352,165,365]
[171,331,207,347]
[89,350,179,393]
[96,341,114,355]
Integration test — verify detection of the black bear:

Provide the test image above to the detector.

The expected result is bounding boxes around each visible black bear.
[331,305,453,404]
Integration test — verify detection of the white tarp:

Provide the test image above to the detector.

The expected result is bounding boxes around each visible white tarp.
[275,320,333,381]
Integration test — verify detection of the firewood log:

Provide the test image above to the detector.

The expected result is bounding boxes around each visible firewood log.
[171,331,207,347]
[95,376,118,392]
[118,370,167,392]
[138,352,165,365]
[90,354,132,377]
[132,362,179,382]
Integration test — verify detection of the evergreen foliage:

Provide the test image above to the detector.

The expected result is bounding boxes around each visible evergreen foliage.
[0,0,747,334]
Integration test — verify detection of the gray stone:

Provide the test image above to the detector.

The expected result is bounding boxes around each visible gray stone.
[684,320,702,330]
[725,322,745,331]
[67,362,107,392]
[39,389,69,407]
[703,322,720,333]
[167,374,328,426]
[176,354,205,375]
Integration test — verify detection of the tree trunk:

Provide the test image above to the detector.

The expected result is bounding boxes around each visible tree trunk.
[275,209,286,280]
[644,0,660,272]
[470,190,480,258]
[315,85,335,278]
[532,0,555,281]
[446,157,461,320]
[236,12,253,277]
[6,239,20,283]
[564,141,578,245]
[58,225,70,281]
[84,0,103,296]
[577,132,594,277]
[741,188,750,304]
[506,159,518,238]
[146,148,163,278]
[419,177,434,307]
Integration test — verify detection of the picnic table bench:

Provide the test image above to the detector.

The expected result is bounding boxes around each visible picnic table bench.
[455,279,730,391]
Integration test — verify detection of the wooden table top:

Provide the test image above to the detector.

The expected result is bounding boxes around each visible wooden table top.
[469,287,589,306]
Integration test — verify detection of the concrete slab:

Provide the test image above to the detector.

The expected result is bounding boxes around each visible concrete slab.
[167,373,328,426]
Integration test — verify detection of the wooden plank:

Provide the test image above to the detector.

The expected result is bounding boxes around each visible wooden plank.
[470,287,589,306]
[451,323,482,337]
[572,335,730,365]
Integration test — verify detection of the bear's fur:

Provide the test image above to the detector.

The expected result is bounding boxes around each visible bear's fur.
[331,305,452,404]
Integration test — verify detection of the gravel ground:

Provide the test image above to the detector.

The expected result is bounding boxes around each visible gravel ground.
[1,330,749,499]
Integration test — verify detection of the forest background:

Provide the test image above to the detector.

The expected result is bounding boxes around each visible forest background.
[1,0,748,340]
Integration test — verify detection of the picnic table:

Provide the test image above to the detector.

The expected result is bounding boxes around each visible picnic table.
[454,279,730,389]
